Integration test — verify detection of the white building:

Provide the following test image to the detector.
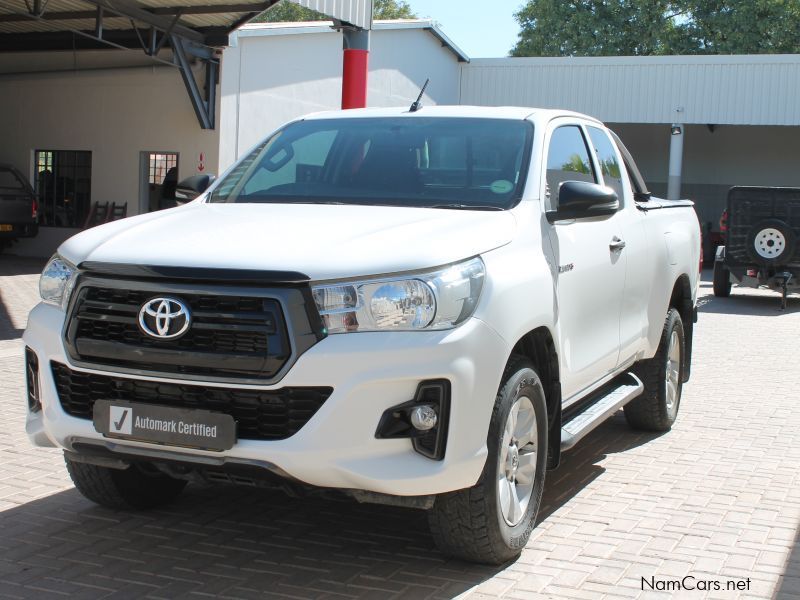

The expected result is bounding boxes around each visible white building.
[219,20,467,169]
[2,13,799,256]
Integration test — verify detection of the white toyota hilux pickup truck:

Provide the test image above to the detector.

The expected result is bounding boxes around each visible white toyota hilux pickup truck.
[24,106,700,564]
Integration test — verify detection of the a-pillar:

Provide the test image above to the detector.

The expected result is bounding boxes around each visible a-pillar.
[667,124,684,200]
[341,26,370,109]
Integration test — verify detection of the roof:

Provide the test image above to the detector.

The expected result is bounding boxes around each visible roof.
[292,0,372,30]
[300,105,599,124]
[0,0,282,51]
[461,54,800,126]
[236,19,470,62]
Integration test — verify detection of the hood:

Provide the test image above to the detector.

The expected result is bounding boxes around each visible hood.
[59,202,517,281]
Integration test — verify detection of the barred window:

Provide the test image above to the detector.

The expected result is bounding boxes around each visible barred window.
[34,150,92,227]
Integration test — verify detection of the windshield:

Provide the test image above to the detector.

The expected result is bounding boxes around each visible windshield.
[209,117,533,210]
[0,168,26,192]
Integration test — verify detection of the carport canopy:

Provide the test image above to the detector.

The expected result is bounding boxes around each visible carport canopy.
[0,0,373,128]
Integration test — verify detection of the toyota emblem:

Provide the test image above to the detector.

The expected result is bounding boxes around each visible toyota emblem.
[138,297,191,339]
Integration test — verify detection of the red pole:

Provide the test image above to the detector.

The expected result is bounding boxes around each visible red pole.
[341,27,370,109]
[342,48,369,109]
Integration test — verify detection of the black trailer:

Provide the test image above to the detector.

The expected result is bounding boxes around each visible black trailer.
[713,186,800,308]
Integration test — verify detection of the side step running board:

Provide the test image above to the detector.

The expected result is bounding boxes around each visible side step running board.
[560,373,644,451]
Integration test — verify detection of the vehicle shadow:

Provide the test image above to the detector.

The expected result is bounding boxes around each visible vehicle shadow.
[0,255,47,276]
[0,292,22,341]
[697,291,800,317]
[0,255,46,341]
[538,412,664,523]
[776,527,800,599]
[0,413,662,598]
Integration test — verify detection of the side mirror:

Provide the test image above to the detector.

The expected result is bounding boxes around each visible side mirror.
[175,174,216,203]
[547,180,619,222]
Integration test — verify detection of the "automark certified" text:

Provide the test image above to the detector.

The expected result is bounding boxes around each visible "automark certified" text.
[135,416,218,438]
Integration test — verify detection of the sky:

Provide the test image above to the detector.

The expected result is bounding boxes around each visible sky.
[404,0,523,58]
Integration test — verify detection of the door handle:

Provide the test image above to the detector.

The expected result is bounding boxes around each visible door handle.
[609,236,626,251]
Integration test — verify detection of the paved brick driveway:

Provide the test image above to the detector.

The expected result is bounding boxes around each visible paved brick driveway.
[0,255,798,599]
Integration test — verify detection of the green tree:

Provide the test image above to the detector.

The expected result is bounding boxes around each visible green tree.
[511,0,800,56]
[682,0,800,54]
[254,0,415,23]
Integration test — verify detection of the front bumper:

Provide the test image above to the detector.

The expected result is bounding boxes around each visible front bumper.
[24,302,510,496]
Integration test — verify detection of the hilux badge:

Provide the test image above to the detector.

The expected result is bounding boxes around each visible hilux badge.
[138,297,191,339]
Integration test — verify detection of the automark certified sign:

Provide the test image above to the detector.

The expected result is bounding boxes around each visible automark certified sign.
[93,400,236,452]
[138,297,191,339]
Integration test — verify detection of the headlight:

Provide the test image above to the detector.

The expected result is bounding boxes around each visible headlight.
[312,257,485,334]
[39,255,78,309]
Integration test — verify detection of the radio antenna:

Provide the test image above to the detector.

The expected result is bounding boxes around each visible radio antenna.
[409,78,430,113]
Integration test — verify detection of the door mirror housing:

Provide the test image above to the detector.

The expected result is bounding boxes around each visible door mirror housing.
[547,180,619,222]
[175,174,216,203]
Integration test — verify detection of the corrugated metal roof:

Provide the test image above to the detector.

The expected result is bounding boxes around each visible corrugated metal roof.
[0,0,276,35]
[0,0,374,50]
[291,0,372,29]
[236,19,469,62]
[459,55,800,126]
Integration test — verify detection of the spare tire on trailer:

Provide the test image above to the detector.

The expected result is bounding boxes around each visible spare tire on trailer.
[747,219,795,264]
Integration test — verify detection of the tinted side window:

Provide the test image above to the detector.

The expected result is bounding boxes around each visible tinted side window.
[546,126,596,209]
[588,127,624,202]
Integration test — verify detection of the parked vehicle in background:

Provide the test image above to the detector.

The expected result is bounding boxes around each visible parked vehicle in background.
[714,186,800,308]
[0,164,38,252]
[24,106,701,565]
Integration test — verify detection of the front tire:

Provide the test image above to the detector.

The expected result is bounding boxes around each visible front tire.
[626,308,685,432]
[428,356,548,565]
[65,456,187,510]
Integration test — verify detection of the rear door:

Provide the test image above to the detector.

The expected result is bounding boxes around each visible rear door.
[586,127,650,366]
[543,120,626,400]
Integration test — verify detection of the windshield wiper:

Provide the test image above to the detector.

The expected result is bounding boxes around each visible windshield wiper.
[428,204,505,211]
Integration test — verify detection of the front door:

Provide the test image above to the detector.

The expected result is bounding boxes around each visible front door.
[543,122,626,400]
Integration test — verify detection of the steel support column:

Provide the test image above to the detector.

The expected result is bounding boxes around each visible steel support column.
[171,35,218,130]
[668,124,684,200]
[341,26,369,109]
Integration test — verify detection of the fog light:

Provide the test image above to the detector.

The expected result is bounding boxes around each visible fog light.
[410,405,437,431]
[375,380,450,460]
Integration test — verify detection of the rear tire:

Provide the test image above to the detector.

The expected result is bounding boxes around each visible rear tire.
[65,456,187,510]
[713,260,731,297]
[626,308,685,432]
[428,355,547,565]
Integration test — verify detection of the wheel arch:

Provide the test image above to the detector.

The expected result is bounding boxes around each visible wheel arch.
[508,326,562,470]
[669,273,695,382]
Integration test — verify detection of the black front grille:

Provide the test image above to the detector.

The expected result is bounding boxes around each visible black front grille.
[65,281,296,380]
[52,362,333,441]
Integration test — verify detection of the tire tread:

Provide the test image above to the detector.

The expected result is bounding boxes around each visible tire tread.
[428,355,540,565]
[65,456,186,510]
[625,308,683,432]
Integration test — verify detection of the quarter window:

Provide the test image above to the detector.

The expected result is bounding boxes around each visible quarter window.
[587,127,625,202]
[545,126,596,209]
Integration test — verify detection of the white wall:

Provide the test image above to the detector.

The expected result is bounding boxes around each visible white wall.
[0,58,220,218]
[219,25,462,169]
